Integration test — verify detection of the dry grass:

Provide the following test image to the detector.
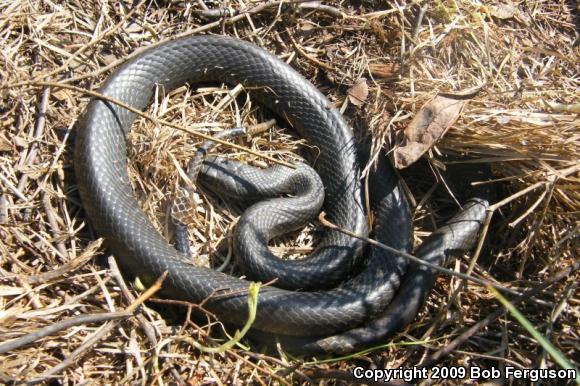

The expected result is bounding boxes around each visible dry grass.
[0,0,578,384]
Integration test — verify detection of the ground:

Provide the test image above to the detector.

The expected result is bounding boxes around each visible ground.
[0,1,578,385]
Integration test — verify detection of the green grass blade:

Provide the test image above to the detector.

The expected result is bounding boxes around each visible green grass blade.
[194,282,261,354]
[488,285,580,385]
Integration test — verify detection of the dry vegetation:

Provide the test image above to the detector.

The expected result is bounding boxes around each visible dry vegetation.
[0,0,579,384]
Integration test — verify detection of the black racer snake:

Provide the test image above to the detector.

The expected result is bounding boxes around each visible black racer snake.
[75,35,489,354]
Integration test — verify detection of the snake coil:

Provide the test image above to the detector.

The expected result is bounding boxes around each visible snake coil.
[75,35,489,354]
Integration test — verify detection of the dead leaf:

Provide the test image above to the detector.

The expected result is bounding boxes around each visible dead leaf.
[369,63,401,79]
[347,78,368,106]
[394,95,466,168]
[53,89,74,108]
[0,133,11,152]
[299,22,315,32]
[488,2,518,19]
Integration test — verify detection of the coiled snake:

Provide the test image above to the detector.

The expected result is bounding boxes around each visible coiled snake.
[74,35,489,354]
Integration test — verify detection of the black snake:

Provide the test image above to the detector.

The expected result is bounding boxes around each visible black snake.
[74,35,489,354]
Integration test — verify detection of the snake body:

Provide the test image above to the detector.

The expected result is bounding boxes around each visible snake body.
[75,35,489,354]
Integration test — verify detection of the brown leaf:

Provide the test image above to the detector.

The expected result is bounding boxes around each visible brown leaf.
[0,133,11,152]
[394,95,466,168]
[299,22,315,32]
[53,89,75,108]
[488,2,519,19]
[347,78,368,106]
[369,62,401,79]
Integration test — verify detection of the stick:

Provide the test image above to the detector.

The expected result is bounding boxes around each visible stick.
[298,2,345,18]
[419,261,579,368]
[41,193,68,258]
[25,239,103,285]
[285,28,334,71]
[29,272,168,383]
[5,81,293,169]
[108,256,158,346]
[0,311,132,354]
[17,86,50,195]
[318,212,519,295]
[50,0,312,84]
[32,1,146,82]
[0,170,29,202]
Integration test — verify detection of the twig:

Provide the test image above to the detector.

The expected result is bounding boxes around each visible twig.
[32,1,146,82]
[0,372,15,385]
[154,282,260,356]
[508,183,549,228]
[0,169,29,202]
[52,0,311,84]
[517,180,556,278]
[17,277,43,309]
[108,256,158,346]
[490,180,546,210]
[25,239,102,285]
[27,121,74,202]
[298,2,345,18]
[466,163,578,284]
[29,272,168,383]
[464,164,578,289]
[412,3,429,38]
[41,193,68,258]
[0,193,7,224]
[126,272,168,313]
[28,322,115,384]
[318,212,519,295]
[419,261,579,368]
[16,86,50,195]
[6,81,293,169]
[0,311,132,354]
[198,7,236,20]
[285,28,334,71]
[227,350,293,386]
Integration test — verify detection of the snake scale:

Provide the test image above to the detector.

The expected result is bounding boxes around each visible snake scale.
[74,35,489,354]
